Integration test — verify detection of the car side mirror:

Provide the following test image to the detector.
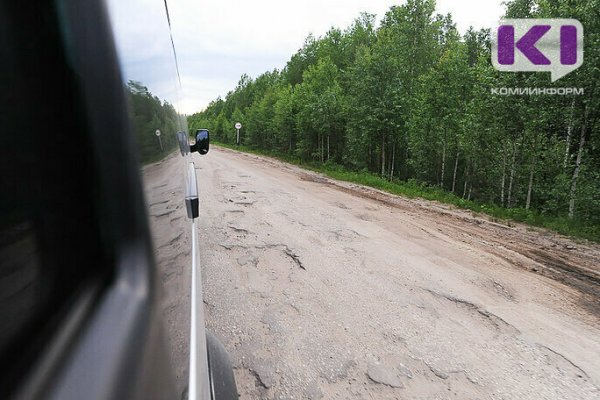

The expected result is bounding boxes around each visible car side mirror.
[191,129,209,155]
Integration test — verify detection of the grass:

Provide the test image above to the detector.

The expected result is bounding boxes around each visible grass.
[214,141,600,243]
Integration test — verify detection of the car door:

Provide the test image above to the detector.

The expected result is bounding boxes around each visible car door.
[1,1,235,399]
[105,1,212,397]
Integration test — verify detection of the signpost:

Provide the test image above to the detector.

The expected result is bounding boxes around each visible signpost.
[235,122,242,145]
[155,129,163,151]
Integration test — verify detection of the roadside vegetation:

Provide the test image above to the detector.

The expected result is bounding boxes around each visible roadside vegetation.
[215,141,599,242]
[126,81,182,164]
[190,0,600,242]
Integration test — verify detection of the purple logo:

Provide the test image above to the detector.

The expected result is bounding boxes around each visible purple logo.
[492,19,583,82]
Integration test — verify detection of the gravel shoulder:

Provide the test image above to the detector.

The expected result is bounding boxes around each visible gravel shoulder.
[144,146,600,400]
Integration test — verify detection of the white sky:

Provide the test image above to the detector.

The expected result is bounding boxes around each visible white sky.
[167,0,506,114]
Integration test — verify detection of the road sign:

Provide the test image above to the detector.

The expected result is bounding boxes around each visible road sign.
[235,122,241,145]
[155,129,163,151]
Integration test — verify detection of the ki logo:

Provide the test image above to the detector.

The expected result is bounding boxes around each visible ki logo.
[492,19,584,82]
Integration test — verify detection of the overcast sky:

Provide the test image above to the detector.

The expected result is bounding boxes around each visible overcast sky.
[166,0,505,114]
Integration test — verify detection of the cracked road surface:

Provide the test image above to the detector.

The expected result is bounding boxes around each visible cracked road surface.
[144,146,600,400]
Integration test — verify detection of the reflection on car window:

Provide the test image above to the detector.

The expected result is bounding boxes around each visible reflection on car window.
[106,0,187,164]
[126,81,181,163]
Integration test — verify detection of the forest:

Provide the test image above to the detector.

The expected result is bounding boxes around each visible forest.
[127,80,181,164]
[188,0,600,240]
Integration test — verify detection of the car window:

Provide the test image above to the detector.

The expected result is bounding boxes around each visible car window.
[106,1,196,396]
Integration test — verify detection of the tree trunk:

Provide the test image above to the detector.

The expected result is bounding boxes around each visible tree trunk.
[381,134,386,177]
[327,134,330,162]
[501,142,507,207]
[452,150,459,192]
[440,139,446,189]
[368,136,372,171]
[507,139,518,208]
[320,134,324,164]
[569,105,589,219]
[526,134,539,211]
[389,141,396,181]
[462,163,469,198]
[525,152,536,210]
[563,96,576,169]
[467,184,472,201]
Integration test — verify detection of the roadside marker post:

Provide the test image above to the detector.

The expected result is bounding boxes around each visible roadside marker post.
[155,129,163,151]
[235,122,242,145]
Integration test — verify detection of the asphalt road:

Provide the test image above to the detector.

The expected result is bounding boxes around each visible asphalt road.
[145,146,600,400]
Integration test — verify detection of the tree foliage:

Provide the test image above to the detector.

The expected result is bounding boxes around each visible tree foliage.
[127,81,181,163]
[189,0,600,234]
